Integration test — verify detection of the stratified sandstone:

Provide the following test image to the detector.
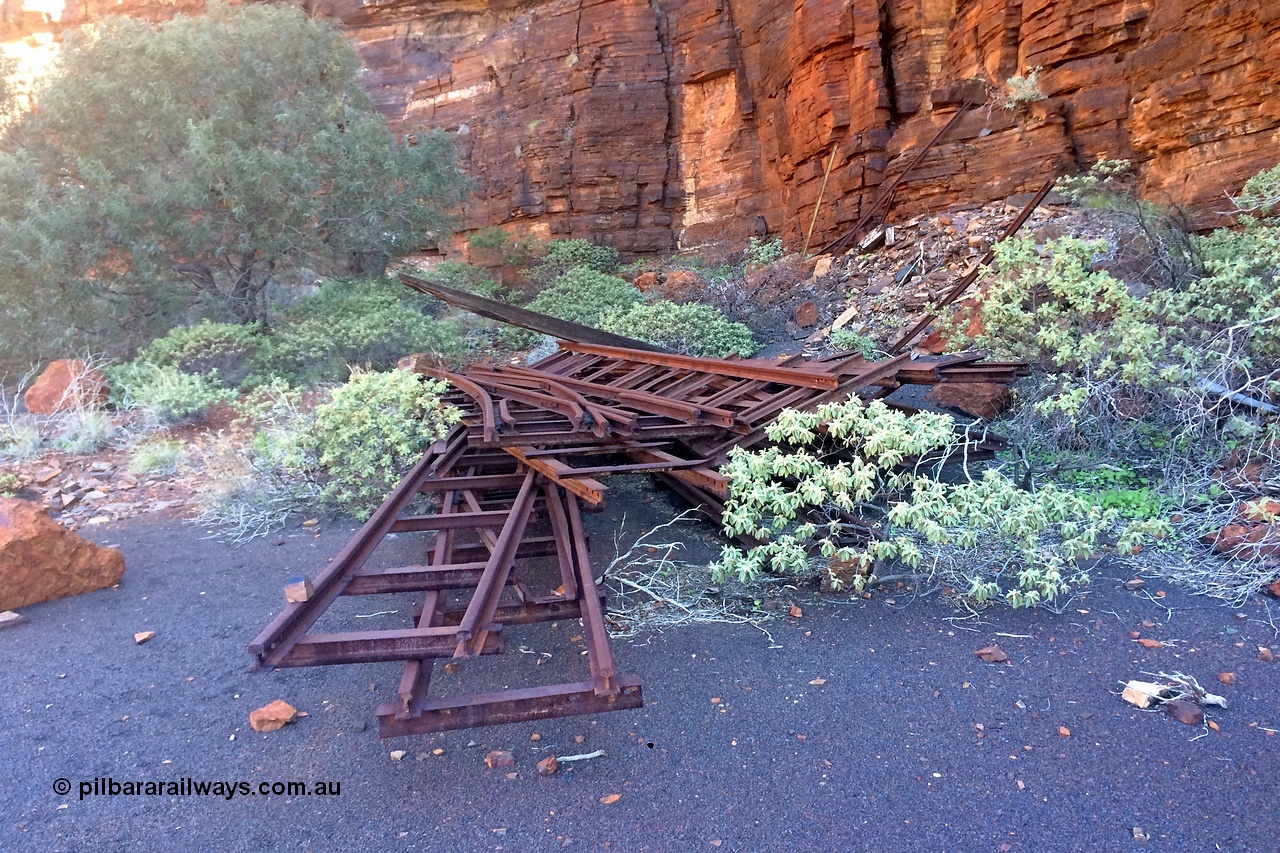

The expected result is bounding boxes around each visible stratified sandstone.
[0,497,125,611]
[5,0,1278,253]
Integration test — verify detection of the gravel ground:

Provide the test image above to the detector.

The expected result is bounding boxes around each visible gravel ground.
[2,510,1279,852]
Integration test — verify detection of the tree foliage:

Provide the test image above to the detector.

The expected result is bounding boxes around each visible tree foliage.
[0,3,466,365]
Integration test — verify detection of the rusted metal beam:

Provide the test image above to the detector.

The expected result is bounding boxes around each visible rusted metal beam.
[377,677,644,736]
[400,274,668,352]
[887,178,1056,354]
[504,446,609,507]
[275,625,504,668]
[556,342,842,390]
[453,470,541,658]
[816,104,975,257]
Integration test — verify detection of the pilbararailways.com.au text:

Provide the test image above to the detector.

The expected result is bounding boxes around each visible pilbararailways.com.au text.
[55,777,342,801]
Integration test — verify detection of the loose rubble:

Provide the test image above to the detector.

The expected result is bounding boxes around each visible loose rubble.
[799,195,1084,352]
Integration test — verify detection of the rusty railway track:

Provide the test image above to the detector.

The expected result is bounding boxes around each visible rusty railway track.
[249,291,1028,737]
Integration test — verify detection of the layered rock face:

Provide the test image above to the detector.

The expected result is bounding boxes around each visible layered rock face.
[5,0,1278,253]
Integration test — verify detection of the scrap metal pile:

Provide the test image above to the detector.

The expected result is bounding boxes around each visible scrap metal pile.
[248,278,1028,737]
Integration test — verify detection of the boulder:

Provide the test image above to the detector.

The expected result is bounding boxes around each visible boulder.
[926,382,1013,420]
[23,360,108,415]
[660,269,703,301]
[396,353,437,375]
[0,497,125,611]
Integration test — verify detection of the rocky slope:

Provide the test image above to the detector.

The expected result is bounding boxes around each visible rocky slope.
[5,0,1278,254]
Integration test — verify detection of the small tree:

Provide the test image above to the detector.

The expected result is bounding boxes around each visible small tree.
[0,3,466,362]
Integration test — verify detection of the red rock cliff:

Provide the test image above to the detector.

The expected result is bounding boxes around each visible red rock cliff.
[6,0,1279,253]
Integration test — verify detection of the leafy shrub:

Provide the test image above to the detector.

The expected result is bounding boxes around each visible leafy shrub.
[941,237,1173,419]
[712,397,1168,607]
[745,236,783,268]
[467,227,510,250]
[129,438,186,474]
[523,268,640,327]
[54,410,116,454]
[0,472,17,496]
[420,260,503,299]
[268,278,460,383]
[829,328,876,358]
[0,420,42,459]
[526,239,619,287]
[135,320,265,388]
[1232,161,1280,220]
[1001,67,1047,107]
[107,362,232,424]
[1054,158,1134,206]
[598,301,759,357]
[302,370,462,518]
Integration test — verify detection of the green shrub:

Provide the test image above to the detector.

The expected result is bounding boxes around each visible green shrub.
[107,362,233,424]
[0,421,42,459]
[0,472,18,496]
[1232,162,1280,220]
[420,260,503,299]
[598,300,759,357]
[54,410,116,454]
[467,227,510,250]
[941,237,1173,419]
[745,236,783,268]
[129,438,186,474]
[1054,158,1134,206]
[302,370,462,518]
[523,268,640,327]
[268,278,460,383]
[526,239,619,287]
[829,327,876,358]
[712,397,1169,607]
[135,321,265,388]
[1001,67,1047,107]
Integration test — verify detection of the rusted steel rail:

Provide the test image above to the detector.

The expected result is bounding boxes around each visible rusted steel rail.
[816,104,975,258]
[887,178,1056,354]
[250,332,1027,736]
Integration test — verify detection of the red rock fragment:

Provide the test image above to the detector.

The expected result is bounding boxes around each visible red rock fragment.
[1164,699,1203,726]
[973,645,1007,663]
[249,700,298,733]
[484,750,515,769]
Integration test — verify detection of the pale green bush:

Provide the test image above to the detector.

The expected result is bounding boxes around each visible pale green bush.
[941,236,1175,419]
[526,239,619,287]
[745,236,783,268]
[267,278,460,383]
[712,397,1168,607]
[134,321,265,388]
[302,370,462,518]
[106,362,232,424]
[598,301,759,357]
[523,268,640,327]
[129,438,186,474]
[829,327,876,358]
[55,410,116,454]
[1001,67,1047,107]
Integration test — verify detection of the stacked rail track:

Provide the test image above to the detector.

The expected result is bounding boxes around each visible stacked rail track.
[249,298,1028,736]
